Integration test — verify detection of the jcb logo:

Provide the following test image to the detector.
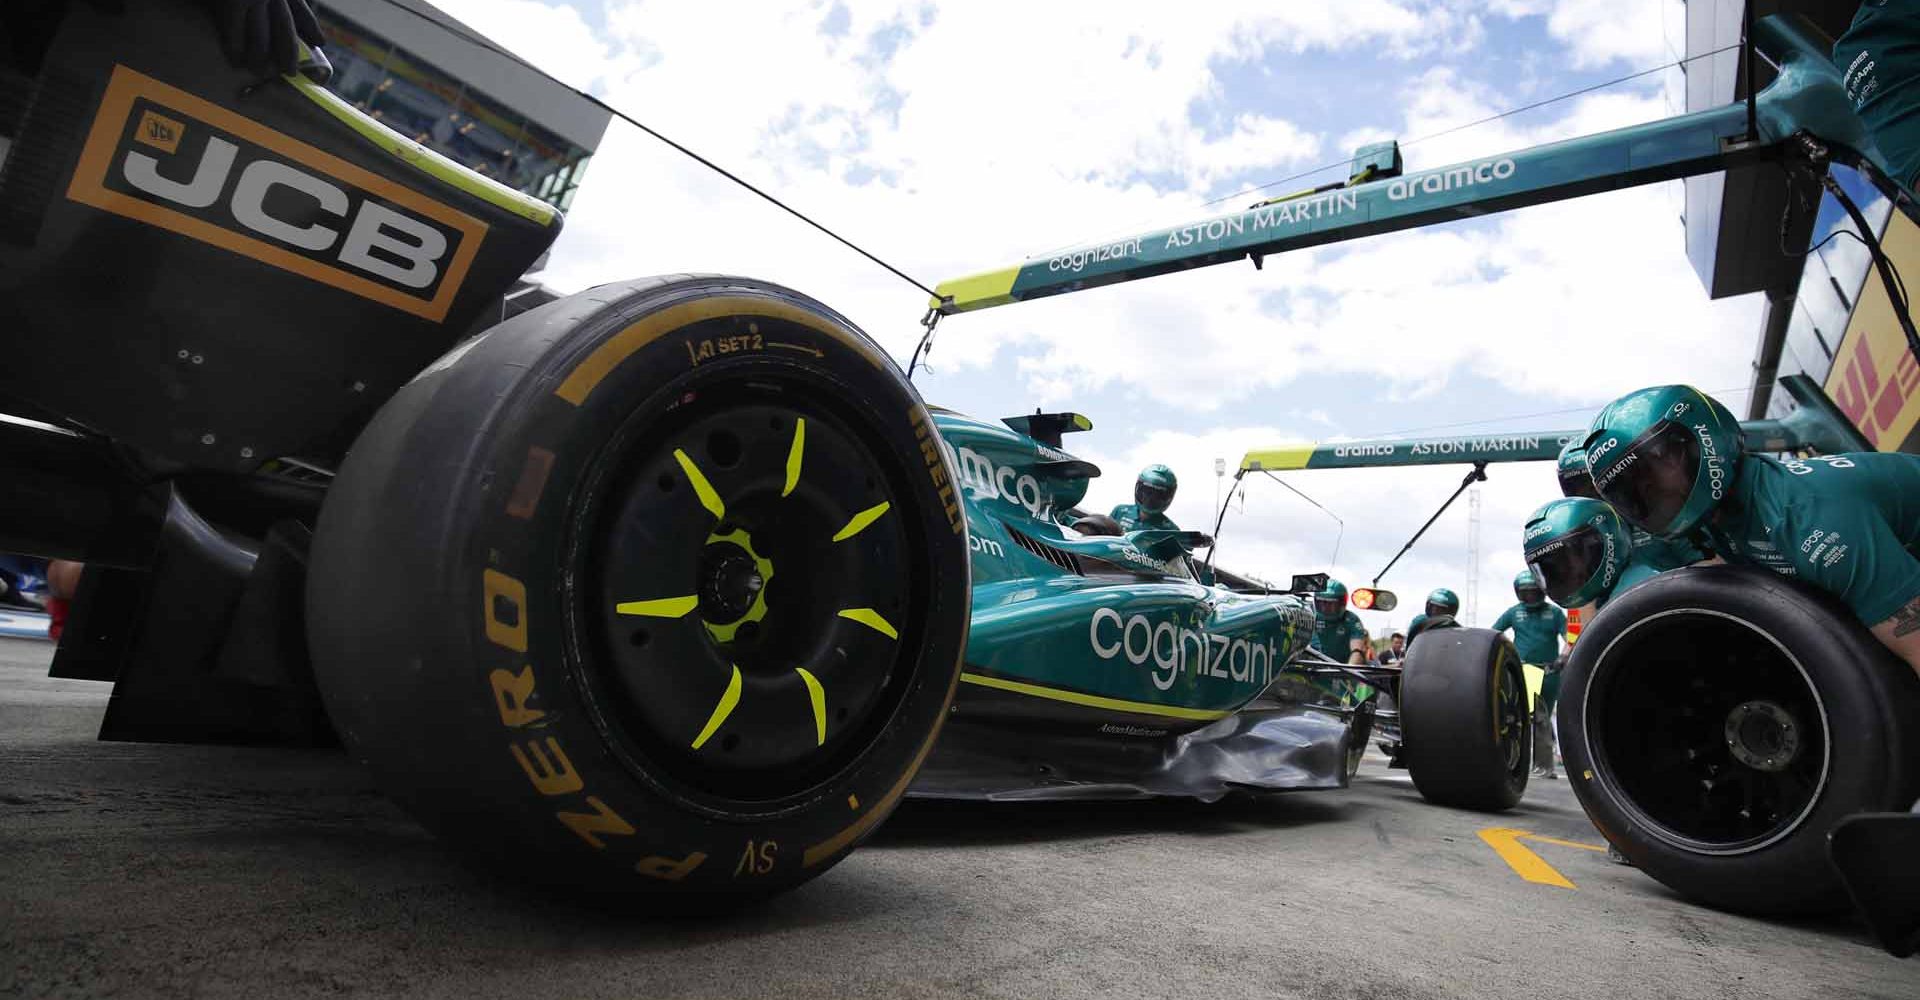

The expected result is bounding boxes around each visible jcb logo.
[68,66,486,322]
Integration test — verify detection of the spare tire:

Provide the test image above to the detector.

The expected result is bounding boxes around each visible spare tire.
[1558,565,1920,915]
[1399,624,1531,811]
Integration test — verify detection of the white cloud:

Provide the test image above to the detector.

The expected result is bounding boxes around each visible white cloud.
[419,0,1756,628]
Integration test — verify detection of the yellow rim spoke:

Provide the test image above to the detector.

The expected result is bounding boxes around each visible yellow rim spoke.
[783,418,806,497]
[831,501,892,542]
[796,667,827,746]
[691,664,743,750]
[615,595,699,618]
[673,448,726,520]
[837,607,898,640]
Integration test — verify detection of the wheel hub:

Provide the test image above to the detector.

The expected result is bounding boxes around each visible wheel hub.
[698,527,773,642]
[1591,610,1829,855]
[576,391,915,803]
[1724,700,1801,773]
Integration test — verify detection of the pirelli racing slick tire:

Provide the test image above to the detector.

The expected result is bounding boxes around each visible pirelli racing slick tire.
[1399,622,1531,811]
[307,275,970,901]
[1558,565,1920,916]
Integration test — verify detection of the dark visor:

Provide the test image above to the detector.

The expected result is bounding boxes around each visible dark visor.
[1314,597,1344,617]
[1558,463,1600,500]
[1424,601,1453,618]
[1136,482,1174,514]
[1526,526,1607,604]
[1592,421,1699,534]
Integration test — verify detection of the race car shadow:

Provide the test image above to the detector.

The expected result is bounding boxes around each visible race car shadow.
[869,792,1351,850]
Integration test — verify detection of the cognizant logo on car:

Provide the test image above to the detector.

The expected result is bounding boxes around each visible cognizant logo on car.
[66,66,486,322]
[1089,608,1278,692]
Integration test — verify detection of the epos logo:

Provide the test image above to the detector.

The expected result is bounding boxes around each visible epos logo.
[67,66,487,321]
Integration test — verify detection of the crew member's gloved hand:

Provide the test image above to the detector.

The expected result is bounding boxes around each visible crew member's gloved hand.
[202,0,325,77]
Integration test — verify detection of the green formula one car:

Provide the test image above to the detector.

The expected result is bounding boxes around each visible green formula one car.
[905,408,1530,808]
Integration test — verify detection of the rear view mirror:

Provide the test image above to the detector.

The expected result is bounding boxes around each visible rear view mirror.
[1289,573,1330,595]
[1351,588,1396,612]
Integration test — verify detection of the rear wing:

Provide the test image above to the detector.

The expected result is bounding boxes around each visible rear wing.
[1237,374,1871,473]
[931,16,1873,316]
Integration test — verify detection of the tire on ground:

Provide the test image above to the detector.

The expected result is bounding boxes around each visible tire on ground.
[1558,565,1920,915]
[307,275,970,901]
[1399,623,1531,811]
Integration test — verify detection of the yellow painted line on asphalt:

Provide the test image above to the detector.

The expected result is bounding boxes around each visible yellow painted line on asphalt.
[1478,827,1606,889]
[1526,833,1608,853]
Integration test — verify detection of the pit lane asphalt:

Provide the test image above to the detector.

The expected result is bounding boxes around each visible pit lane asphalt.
[1,636,1910,999]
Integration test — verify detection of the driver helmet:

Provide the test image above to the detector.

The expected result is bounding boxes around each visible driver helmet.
[1135,464,1177,515]
[1584,385,1741,539]
[1522,498,1633,609]
[1513,569,1545,607]
[1423,587,1460,619]
[1314,579,1349,623]
[1556,439,1600,500]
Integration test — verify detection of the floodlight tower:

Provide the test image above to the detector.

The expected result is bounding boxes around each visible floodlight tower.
[1465,487,1482,627]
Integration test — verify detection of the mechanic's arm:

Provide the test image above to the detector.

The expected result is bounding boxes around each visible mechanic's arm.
[1347,636,1367,666]
[1871,597,1920,680]
[1797,506,1920,681]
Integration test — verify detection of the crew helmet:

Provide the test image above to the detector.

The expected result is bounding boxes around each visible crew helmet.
[1584,385,1741,538]
[1314,579,1349,622]
[1557,439,1599,500]
[1513,569,1545,606]
[1424,587,1460,618]
[1135,464,1177,515]
[1522,498,1634,609]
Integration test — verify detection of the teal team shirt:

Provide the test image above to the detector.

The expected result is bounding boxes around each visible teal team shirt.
[1599,529,1705,609]
[1492,601,1566,665]
[1837,0,1920,187]
[1704,452,1920,625]
[1406,612,1431,641]
[1313,610,1368,661]
[1109,504,1178,533]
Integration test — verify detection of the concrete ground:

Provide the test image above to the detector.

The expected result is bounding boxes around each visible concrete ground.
[1,635,1911,999]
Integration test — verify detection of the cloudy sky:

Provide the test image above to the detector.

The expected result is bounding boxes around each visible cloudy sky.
[434,0,1759,630]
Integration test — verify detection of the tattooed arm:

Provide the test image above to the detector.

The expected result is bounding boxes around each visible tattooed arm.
[1871,594,1920,681]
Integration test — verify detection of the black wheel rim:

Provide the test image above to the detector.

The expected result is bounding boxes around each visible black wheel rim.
[567,371,920,806]
[1588,609,1829,855]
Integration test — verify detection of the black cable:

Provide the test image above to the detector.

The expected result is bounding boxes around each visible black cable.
[1199,42,1743,211]
[1825,172,1920,370]
[1371,462,1486,587]
[1742,0,1758,143]
[352,0,938,298]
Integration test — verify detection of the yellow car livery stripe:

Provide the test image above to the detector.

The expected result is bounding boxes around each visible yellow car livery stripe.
[960,672,1233,721]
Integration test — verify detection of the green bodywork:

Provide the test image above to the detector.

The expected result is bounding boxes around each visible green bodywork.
[932,410,1317,727]
[932,16,1881,315]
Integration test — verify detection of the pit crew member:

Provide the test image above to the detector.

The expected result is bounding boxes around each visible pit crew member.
[1110,464,1180,532]
[1586,383,1920,680]
[1493,570,1567,779]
